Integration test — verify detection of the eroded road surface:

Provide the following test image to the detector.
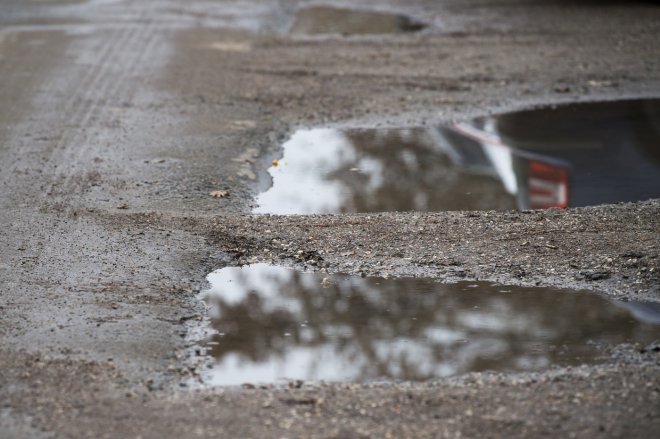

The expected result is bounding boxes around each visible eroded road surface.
[1,0,659,438]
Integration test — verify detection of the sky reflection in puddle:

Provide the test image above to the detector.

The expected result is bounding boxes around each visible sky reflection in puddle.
[255,99,660,214]
[199,264,660,385]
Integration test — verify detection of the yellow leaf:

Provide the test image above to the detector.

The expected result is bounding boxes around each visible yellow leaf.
[209,190,229,198]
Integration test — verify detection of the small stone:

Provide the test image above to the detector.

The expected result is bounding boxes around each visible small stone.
[580,270,610,281]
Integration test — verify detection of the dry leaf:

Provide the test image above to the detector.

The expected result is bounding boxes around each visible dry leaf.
[209,190,229,198]
[209,41,252,53]
[116,203,128,209]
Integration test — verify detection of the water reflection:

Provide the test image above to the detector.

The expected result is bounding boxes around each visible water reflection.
[290,6,425,36]
[254,129,516,214]
[255,99,660,213]
[199,264,659,385]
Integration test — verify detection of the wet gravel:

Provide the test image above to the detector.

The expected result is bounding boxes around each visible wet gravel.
[2,345,659,438]
[1,0,659,437]
[189,201,659,302]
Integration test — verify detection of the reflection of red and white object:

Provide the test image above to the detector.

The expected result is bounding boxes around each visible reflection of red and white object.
[444,122,571,209]
[527,161,568,209]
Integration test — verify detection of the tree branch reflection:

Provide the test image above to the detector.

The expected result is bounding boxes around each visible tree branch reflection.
[201,265,659,383]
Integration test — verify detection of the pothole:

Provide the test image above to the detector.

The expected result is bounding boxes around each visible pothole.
[196,264,660,386]
[255,99,660,214]
[290,6,426,36]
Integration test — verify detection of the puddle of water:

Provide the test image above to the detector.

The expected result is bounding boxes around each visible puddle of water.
[198,264,660,385]
[255,99,660,213]
[290,6,426,36]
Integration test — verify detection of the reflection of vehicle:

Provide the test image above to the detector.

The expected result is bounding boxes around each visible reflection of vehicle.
[432,99,660,210]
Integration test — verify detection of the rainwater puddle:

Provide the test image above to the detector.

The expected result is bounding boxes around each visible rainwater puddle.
[198,264,660,385]
[290,6,426,36]
[255,99,660,213]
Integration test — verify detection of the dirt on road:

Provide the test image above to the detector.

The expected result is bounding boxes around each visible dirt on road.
[1,0,659,438]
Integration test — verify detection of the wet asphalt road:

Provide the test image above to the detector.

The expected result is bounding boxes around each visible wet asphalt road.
[0,0,659,437]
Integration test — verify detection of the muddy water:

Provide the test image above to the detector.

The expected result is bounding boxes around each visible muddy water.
[255,99,660,214]
[198,264,660,385]
[290,6,425,35]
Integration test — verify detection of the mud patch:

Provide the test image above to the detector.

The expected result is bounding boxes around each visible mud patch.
[197,264,660,385]
[290,6,426,36]
[255,99,660,214]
